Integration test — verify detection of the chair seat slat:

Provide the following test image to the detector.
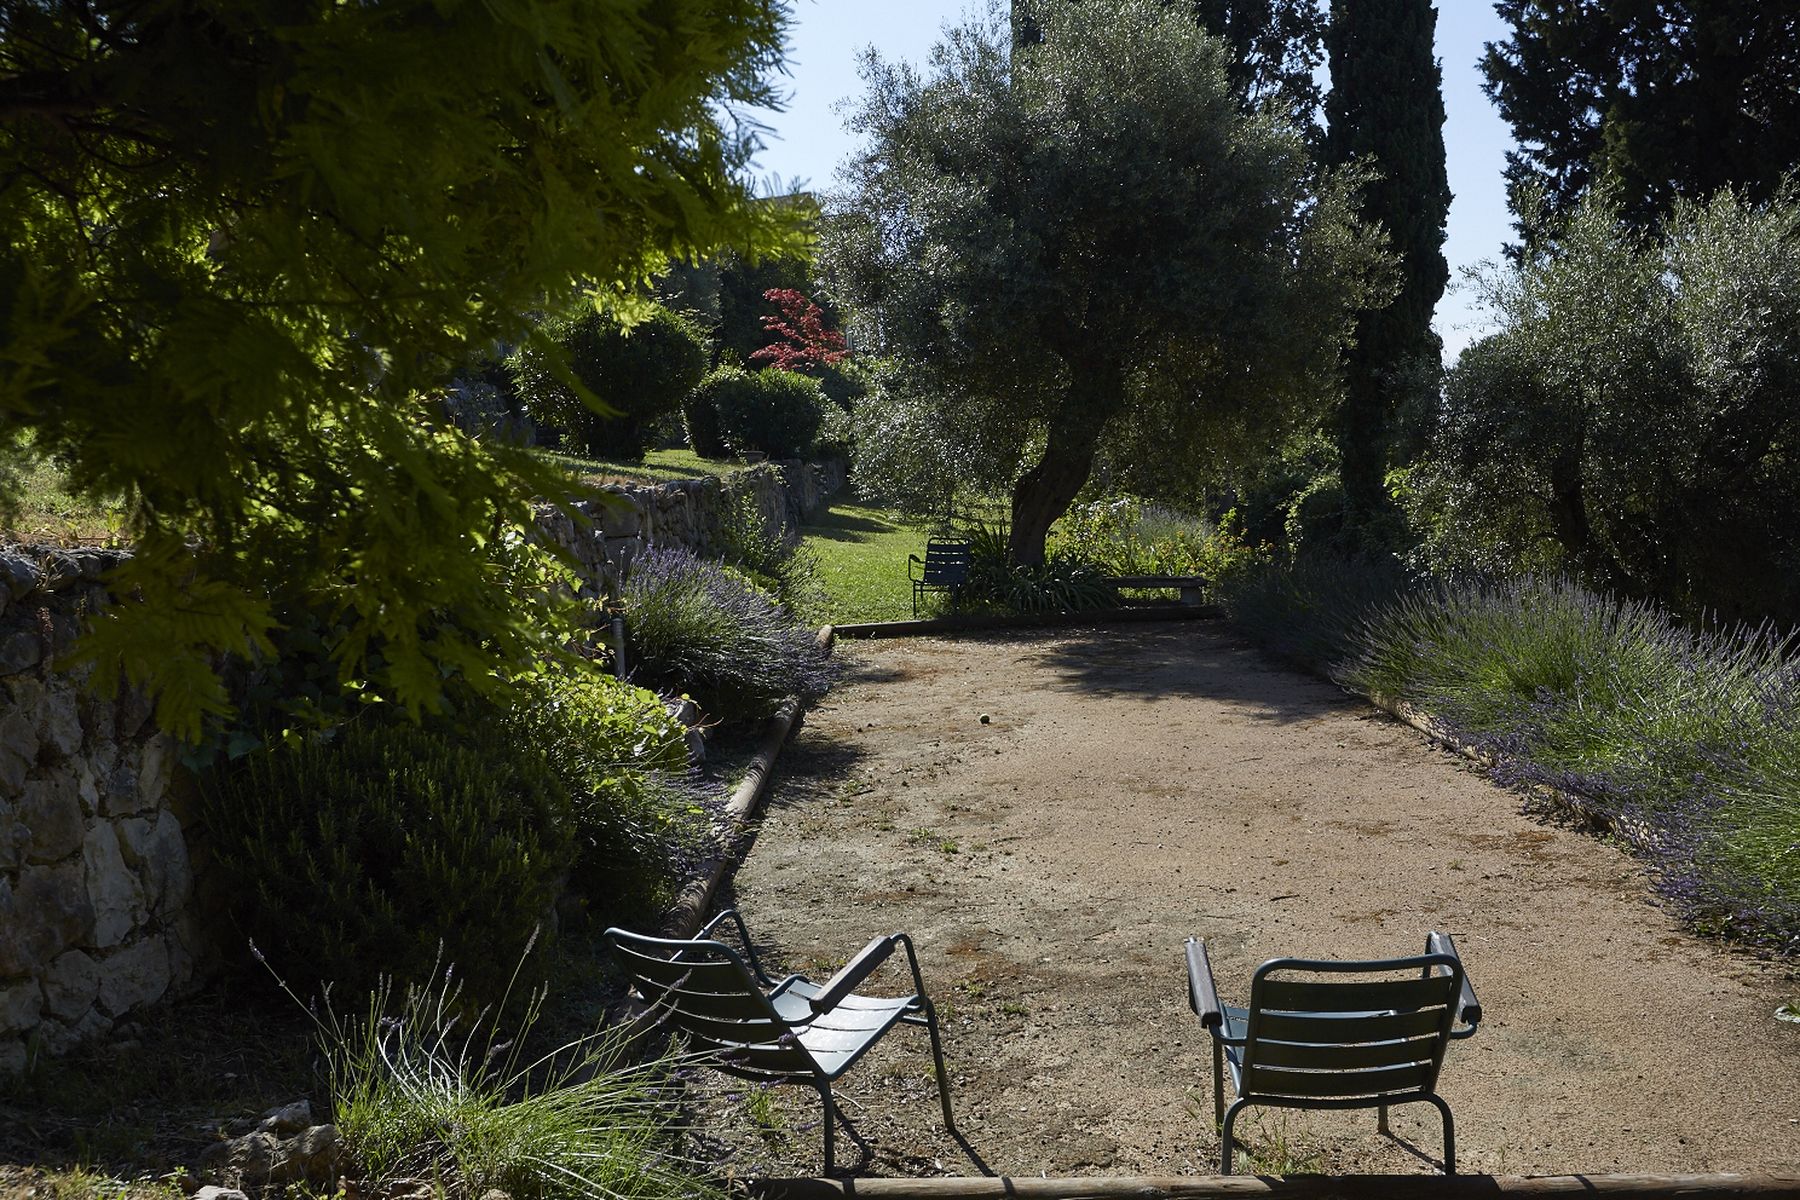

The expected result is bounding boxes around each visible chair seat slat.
[1245,1061,1435,1099]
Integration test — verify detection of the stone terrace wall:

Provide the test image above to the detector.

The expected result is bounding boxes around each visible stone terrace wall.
[0,548,202,1074]
[536,457,846,595]
[0,456,845,1069]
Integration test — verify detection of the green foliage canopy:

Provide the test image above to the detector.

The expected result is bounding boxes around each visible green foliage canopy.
[0,0,796,737]
[824,0,1389,563]
[1482,1,1800,235]
[1410,186,1800,625]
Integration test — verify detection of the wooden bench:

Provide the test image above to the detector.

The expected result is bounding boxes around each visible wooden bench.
[1109,574,1208,605]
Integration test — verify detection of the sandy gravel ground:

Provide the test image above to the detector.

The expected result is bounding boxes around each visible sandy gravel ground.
[684,622,1800,1179]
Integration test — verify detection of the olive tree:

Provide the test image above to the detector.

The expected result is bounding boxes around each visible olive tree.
[0,0,797,736]
[823,0,1390,564]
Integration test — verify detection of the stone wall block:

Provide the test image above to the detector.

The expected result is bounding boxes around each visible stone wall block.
[0,864,94,977]
[0,1039,24,1075]
[0,554,41,599]
[0,801,23,871]
[82,822,144,948]
[74,761,100,817]
[101,763,143,817]
[119,810,193,916]
[20,771,83,864]
[41,949,100,1022]
[0,707,39,796]
[0,629,43,677]
[137,735,173,811]
[0,981,42,1036]
[96,935,171,1016]
[40,681,82,759]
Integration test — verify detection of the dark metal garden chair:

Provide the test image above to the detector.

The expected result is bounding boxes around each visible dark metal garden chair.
[606,909,965,1174]
[1185,932,1481,1174]
[907,536,971,617]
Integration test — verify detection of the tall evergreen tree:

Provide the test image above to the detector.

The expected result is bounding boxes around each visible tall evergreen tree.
[1323,0,1449,531]
[1190,1,1328,139]
[1483,2,1800,236]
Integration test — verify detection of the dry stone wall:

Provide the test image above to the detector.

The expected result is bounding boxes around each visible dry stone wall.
[536,457,846,595]
[0,547,205,1074]
[0,456,844,1069]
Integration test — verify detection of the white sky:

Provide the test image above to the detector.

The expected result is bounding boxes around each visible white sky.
[742,0,1519,361]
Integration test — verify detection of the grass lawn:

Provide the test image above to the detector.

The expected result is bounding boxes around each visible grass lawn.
[799,501,939,624]
[541,446,737,488]
[0,453,127,545]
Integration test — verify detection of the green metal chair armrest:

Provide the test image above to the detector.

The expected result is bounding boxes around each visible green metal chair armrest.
[1185,937,1224,1031]
[908,553,925,581]
[1428,931,1482,1034]
[809,934,904,1014]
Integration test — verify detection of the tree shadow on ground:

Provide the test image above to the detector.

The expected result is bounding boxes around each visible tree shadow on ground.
[1027,622,1363,726]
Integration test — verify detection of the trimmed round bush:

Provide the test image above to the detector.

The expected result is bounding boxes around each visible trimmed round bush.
[200,717,576,1002]
[510,304,709,461]
[694,365,824,461]
[682,372,729,458]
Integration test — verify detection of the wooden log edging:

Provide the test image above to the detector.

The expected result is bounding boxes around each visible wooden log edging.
[747,1173,1800,1200]
[834,605,1224,640]
[659,623,839,938]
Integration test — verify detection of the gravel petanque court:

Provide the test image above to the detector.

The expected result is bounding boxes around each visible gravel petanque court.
[685,622,1800,1179]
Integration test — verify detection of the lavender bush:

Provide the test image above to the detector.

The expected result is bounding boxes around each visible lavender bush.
[621,545,838,722]
[1335,575,1800,955]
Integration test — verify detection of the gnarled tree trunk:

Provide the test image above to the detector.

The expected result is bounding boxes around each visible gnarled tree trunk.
[1007,362,1121,566]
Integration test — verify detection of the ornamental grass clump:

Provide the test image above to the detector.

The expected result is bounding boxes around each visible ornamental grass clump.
[621,545,836,721]
[301,957,719,1200]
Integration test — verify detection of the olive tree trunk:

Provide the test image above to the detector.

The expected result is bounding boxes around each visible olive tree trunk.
[1007,363,1120,566]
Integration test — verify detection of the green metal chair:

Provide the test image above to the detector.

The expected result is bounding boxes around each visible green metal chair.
[907,536,971,617]
[1184,932,1481,1174]
[606,909,963,1174]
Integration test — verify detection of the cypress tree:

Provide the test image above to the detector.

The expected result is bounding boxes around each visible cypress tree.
[1323,0,1450,534]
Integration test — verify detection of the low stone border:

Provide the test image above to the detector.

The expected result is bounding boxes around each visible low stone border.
[748,1173,1799,1199]
[834,605,1224,640]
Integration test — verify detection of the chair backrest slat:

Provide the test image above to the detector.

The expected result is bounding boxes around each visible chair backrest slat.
[1249,1034,1440,1072]
[1246,1061,1435,1100]
[922,541,970,584]
[608,927,818,1080]
[1251,1006,1444,1045]
[1257,974,1453,1015]
[1240,955,1463,1103]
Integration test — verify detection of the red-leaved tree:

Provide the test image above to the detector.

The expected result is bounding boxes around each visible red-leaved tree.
[749,288,849,371]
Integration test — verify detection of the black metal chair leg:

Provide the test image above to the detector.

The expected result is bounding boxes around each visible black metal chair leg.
[1212,1039,1224,1128]
[1425,1094,1455,1173]
[1220,1098,1248,1174]
[1378,1102,1390,1134]
[818,1082,837,1175]
[921,1000,959,1136]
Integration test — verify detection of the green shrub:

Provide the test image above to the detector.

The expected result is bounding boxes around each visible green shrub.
[700,365,824,460]
[622,546,837,721]
[956,522,1117,615]
[200,718,576,1004]
[504,668,700,917]
[681,378,729,458]
[1216,554,1410,672]
[1049,497,1266,588]
[510,305,710,461]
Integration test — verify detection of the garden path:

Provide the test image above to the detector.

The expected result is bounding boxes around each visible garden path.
[696,622,1800,1177]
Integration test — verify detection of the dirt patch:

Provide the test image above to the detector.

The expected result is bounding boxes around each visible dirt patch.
[689,623,1800,1177]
